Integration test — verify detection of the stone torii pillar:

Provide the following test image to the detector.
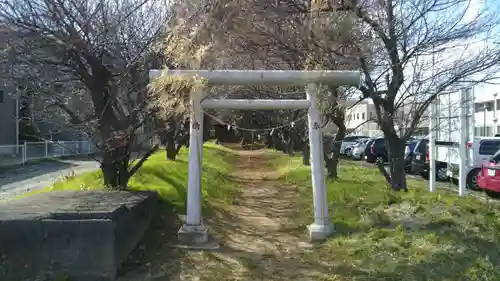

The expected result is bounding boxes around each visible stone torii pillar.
[149,70,360,246]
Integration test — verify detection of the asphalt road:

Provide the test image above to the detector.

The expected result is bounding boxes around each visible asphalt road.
[0,158,100,200]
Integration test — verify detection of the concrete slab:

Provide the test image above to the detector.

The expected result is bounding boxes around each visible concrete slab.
[0,190,158,281]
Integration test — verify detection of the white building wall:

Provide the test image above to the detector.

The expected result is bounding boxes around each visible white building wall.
[345,102,379,137]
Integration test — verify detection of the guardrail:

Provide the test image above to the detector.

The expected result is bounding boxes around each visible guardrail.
[0,141,97,167]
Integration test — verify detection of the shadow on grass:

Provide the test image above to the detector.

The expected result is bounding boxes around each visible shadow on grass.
[117,201,185,280]
[196,203,500,281]
[137,166,188,211]
[258,150,500,280]
[324,224,500,281]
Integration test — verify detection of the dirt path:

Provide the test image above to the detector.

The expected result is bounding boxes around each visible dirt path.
[179,149,311,281]
[119,149,316,281]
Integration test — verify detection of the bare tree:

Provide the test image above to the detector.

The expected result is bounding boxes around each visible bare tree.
[163,0,370,178]
[0,0,172,189]
[327,0,500,190]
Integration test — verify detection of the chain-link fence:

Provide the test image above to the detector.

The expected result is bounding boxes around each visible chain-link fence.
[24,141,97,162]
[0,141,97,167]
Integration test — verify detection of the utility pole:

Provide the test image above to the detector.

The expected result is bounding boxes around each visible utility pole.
[15,88,19,148]
[493,93,498,135]
[483,104,488,136]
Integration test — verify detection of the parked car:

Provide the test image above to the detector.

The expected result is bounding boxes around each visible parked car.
[404,140,419,172]
[478,148,500,197]
[411,138,428,174]
[410,138,452,182]
[351,138,371,160]
[365,138,387,163]
[461,137,500,189]
[341,135,370,156]
[362,139,376,162]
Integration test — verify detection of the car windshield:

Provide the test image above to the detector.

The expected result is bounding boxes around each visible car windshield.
[407,141,417,151]
[354,138,368,144]
[365,140,374,148]
[344,136,359,142]
[413,139,428,153]
[490,148,500,163]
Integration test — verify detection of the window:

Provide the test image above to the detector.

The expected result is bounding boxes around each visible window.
[475,126,493,137]
[0,90,3,103]
[479,140,500,155]
[475,102,494,112]
[356,113,359,120]
[362,113,365,120]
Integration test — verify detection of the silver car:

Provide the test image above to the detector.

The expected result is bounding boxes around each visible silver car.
[351,139,370,160]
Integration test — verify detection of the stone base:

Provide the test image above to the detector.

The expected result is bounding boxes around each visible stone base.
[175,224,219,250]
[308,222,334,242]
[0,190,158,281]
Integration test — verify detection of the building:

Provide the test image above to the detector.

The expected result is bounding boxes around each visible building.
[341,99,430,137]
[473,93,499,136]
[344,100,380,137]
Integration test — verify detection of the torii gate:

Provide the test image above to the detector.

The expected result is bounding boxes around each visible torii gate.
[149,70,360,245]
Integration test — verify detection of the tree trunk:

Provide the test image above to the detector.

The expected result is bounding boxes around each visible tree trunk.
[265,133,273,148]
[286,138,294,155]
[271,132,279,150]
[241,131,253,148]
[302,144,310,165]
[385,134,408,191]
[175,133,189,155]
[166,140,177,160]
[203,114,211,142]
[164,118,180,160]
[165,126,177,160]
[101,148,130,190]
[326,125,346,179]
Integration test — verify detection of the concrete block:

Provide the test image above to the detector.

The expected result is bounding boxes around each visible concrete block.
[178,224,209,244]
[175,224,219,250]
[308,223,334,242]
[0,190,158,281]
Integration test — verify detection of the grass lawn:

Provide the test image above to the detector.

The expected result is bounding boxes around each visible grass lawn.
[25,143,239,212]
[16,144,500,280]
[272,153,500,280]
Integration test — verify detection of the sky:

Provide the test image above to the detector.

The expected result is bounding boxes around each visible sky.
[465,0,500,102]
[394,0,500,104]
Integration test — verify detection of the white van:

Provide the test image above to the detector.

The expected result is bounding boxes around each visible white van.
[433,88,500,189]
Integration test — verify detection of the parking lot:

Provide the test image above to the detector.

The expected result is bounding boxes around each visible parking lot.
[349,157,496,202]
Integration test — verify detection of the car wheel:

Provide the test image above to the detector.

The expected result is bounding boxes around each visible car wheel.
[485,189,500,199]
[451,178,459,185]
[420,172,429,180]
[466,169,481,190]
[436,166,448,181]
[375,156,385,164]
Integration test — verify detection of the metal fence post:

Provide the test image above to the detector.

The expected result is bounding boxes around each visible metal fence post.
[23,141,27,164]
[61,141,65,156]
[45,141,48,157]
